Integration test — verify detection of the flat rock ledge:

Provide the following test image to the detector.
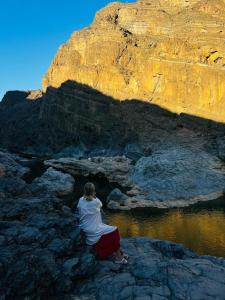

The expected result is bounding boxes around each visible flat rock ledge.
[73,237,225,300]
[45,148,225,210]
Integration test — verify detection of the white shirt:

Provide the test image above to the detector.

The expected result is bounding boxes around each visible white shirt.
[77,197,117,245]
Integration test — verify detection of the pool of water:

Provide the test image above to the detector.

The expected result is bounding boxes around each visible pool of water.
[17,156,225,257]
[105,198,225,257]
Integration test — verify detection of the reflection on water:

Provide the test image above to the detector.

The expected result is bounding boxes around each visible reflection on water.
[105,198,225,257]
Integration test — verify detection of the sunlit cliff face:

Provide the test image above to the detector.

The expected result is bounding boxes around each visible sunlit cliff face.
[43,0,225,122]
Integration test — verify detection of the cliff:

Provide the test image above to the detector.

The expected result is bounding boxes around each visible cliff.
[43,0,225,122]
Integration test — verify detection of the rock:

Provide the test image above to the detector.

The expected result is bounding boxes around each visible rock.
[43,0,225,123]
[124,143,144,163]
[132,143,225,205]
[107,188,130,210]
[63,257,80,276]
[45,132,225,209]
[107,188,128,204]
[0,151,31,198]
[31,167,75,197]
[1,151,225,300]
[53,146,85,159]
[45,156,132,188]
[1,1,225,157]
[73,237,225,300]
[216,136,225,161]
[0,151,95,299]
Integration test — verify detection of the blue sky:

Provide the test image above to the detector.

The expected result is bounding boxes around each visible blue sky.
[0,0,135,100]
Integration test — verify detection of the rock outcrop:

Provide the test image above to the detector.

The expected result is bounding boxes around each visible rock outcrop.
[1,151,225,300]
[0,150,96,299]
[31,167,75,198]
[43,0,225,122]
[45,156,133,188]
[0,0,225,156]
[44,129,225,209]
[74,237,225,300]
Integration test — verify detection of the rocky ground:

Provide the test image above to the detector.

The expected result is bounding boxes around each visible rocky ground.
[73,238,225,300]
[1,150,225,299]
[0,151,96,299]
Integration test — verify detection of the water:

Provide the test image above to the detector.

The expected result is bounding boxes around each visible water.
[105,198,225,257]
[26,160,225,258]
[69,176,225,257]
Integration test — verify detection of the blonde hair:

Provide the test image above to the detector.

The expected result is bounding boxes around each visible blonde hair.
[83,182,96,200]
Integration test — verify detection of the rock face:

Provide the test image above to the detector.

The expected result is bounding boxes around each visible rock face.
[0,0,225,156]
[132,139,225,205]
[74,237,225,300]
[43,0,225,122]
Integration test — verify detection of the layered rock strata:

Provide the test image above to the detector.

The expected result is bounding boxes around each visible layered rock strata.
[43,0,225,122]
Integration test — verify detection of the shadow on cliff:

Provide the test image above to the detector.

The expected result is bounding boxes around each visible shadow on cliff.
[0,80,225,156]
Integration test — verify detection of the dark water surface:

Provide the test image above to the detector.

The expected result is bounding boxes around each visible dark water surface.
[105,198,225,257]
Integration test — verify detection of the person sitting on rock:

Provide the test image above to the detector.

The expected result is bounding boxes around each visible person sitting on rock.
[77,182,128,264]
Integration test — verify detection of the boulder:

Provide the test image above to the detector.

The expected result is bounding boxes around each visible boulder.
[32,167,75,197]
[0,151,31,198]
[107,188,130,210]
[132,145,225,205]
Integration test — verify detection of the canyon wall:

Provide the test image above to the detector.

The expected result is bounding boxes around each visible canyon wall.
[43,0,225,122]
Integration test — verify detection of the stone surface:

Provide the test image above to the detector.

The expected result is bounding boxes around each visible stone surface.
[106,188,130,210]
[43,0,225,122]
[73,237,225,300]
[0,151,96,299]
[0,151,31,199]
[31,166,75,197]
[0,1,225,157]
[45,156,133,188]
[132,141,225,206]
[44,131,225,209]
[1,151,225,299]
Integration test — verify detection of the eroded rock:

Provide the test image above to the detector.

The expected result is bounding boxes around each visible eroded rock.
[43,0,225,123]
[31,167,75,197]
[74,237,225,300]
[45,156,133,188]
[0,151,96,299]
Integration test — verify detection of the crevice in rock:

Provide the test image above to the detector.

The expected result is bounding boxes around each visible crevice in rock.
[66,173,128,209]
[21,159,47,184]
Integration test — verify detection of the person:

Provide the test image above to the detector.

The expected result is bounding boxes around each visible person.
[77,182,128,264]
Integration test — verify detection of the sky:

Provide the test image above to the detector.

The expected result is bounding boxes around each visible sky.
[0,0,135,100]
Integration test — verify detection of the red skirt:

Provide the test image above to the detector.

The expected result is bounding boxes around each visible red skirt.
[92,228,120,260]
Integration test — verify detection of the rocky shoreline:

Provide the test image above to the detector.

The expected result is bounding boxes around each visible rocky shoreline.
[1,150,225,299]
[44,131,225,210]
